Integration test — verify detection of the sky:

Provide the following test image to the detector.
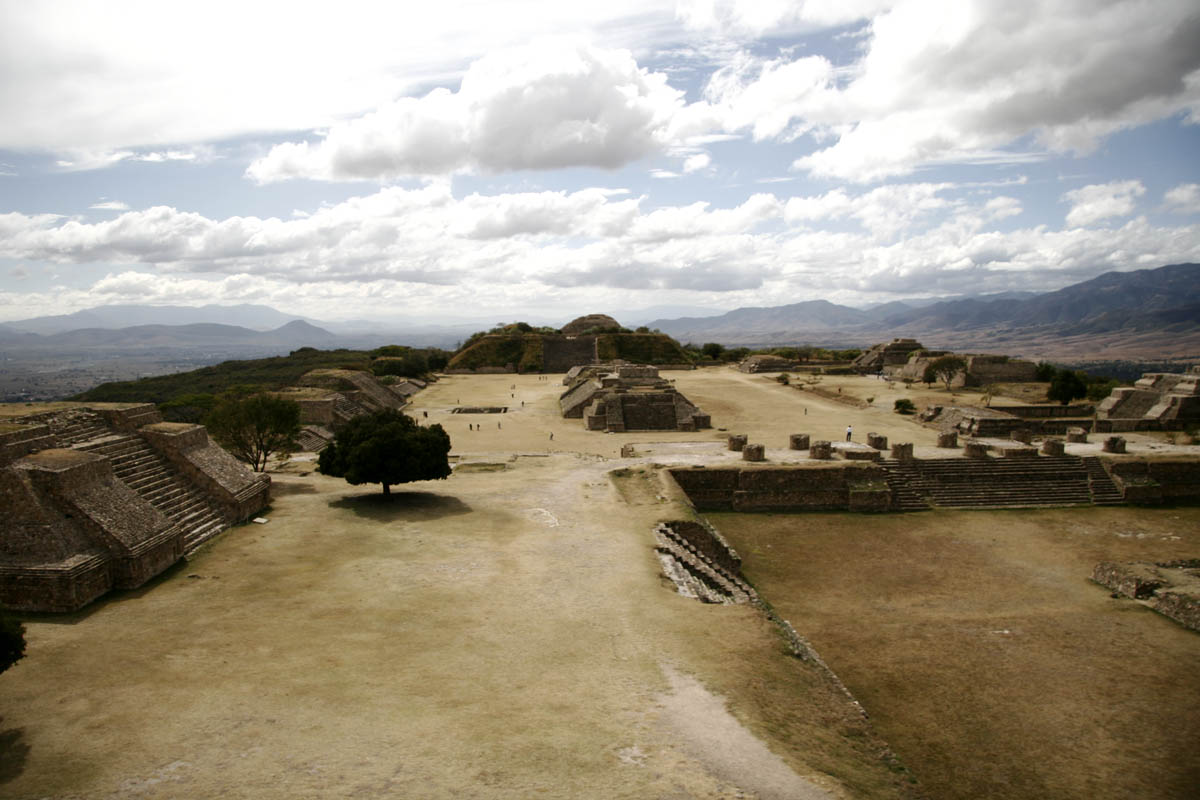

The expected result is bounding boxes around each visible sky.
[1,0,1199,326]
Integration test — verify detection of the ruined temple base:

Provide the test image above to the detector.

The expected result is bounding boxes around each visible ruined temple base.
[1092,559,1200,632]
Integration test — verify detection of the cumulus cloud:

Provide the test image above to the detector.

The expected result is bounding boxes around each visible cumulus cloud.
[688,0,1200,182]
[1163,183,1200,215]
[246,39,686,182]
[1062,180,1146,227]
[2,182,1197,321]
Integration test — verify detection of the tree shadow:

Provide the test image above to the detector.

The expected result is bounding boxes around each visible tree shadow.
[328,491,472,522]
[0,724,28,784]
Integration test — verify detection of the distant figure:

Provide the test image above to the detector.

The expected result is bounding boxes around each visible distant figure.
[549,432,554,441]
[498,422,502,429]
[423,411,428,418]
[846,425,853,442]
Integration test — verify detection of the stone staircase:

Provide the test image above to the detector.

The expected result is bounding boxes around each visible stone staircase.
[880,456,1103,509]
[295,427,332,452]
[653,522,757,605]
[882,469,931,511]
[78,435,228,550]
[1082,456,1125,505]
[332,394,369,426]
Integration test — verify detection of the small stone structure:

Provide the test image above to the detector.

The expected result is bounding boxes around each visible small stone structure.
[809,440,833,459]
[1066,427,1089,443]
[1103,436,1127,453]
[852,338,923,373]
[560,364,710,432]
[653,520,756,604]
[1041,439,1065,456]
[742,444,765,462]
[737,354,797,373]
[1,403,269,612]
[890,442,914,460]
[937,431,958,448]
[1010,429,1032,444]
[789,433,810,450]
[1096,365,1200,429]
[867,432,888,451]
[964,440,991,458]
[727,434,747,452]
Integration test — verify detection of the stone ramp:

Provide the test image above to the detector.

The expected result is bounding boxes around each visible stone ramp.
[653,521,756,605]
[78,435,228,551]
[881,456,1102,509]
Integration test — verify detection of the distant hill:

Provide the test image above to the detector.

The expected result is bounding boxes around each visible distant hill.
[646,263,1200,358]
[3,303,333,335]
[15,319,341,351]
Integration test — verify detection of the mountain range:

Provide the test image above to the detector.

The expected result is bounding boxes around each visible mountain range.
[2,263,1197,361]
[645,263,1200,358]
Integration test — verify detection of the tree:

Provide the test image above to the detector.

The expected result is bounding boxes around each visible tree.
[701,342,725,360]
[1048,370,1088,405]
[318,409,451,496]
[894,398,916,414]
[0,613,25,675]
[928,356,967,392]
[205,394,301,471]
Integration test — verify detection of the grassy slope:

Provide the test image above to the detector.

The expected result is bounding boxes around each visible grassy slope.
[74,349,373,404]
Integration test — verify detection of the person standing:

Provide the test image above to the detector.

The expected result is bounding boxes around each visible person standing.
[845,424,853,442]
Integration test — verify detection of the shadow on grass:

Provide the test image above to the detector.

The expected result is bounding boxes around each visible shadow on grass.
[329,491,472,522]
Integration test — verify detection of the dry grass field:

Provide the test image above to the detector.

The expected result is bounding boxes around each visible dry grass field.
[1,367,1197,799]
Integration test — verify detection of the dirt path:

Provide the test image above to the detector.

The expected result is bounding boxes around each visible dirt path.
[0,441,895,798]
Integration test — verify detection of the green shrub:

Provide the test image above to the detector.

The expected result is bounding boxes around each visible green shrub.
[894,398,916,414]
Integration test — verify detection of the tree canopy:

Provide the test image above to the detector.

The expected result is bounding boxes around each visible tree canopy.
[318,409,451,495]
[205,393,301,471]
[1048,370,1088,405]
[927,355,968,391]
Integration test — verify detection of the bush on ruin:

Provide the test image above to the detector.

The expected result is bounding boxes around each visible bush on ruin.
[1048,370,1088,405]
[318,409,451,496]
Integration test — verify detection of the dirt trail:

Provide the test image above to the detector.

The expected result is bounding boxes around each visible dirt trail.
[0,433,871,798]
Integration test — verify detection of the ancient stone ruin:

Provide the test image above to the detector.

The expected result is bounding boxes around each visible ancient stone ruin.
[274,368,417,452]
[1,403,269,612]
[1097,365,1200,429]
[737,354,797,373]
[559,364,711,432]
[1092,559,1200,632]
[653,520,756,604]
[852,338,924,372]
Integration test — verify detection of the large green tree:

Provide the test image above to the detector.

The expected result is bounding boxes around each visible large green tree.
[318,409,451,496]
[205,394,301,471]
[928,355,968,392]
[1048,370,1088,405]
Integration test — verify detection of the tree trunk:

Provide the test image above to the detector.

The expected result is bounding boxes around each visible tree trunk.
[382,483,391,496]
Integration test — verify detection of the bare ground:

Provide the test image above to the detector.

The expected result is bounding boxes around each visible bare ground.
[710,506,1200,800]
[2,368,1197,799]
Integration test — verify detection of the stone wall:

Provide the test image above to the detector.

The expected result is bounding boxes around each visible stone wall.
[667,463,892,513]
[1104,458,1200,503]
[542,335,598,373]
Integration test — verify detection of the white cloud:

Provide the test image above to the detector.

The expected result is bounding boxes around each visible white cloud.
[247,39,687,182]
[1062,180,1146,227]
[687,0,1200,182]
[0,1,684,156]
[1,182,1196,322]
[682,153,711,173]
[89,200,130,211]
[1163,183,1200,215]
